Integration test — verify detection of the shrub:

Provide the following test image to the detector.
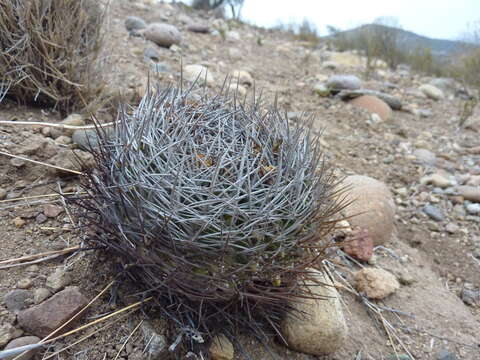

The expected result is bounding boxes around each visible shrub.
[0,0,106,114]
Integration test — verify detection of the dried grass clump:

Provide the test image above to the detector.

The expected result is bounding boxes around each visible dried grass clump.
[0,0,106,114]
[71,84,345,353]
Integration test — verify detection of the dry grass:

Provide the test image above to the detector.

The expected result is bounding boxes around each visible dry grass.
[0,0,107,115]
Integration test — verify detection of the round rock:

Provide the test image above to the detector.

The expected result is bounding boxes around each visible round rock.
[349,95,392,121]
[326,75,361,91]
[341,175,396,246]
[143,23,181,48]
[354,268,399,299]
[419,84,444,101]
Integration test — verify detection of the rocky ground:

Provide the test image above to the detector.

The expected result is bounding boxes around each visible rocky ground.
[1,1,480,359]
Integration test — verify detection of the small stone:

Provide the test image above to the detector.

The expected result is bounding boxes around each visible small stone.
[419,84,444,101]
[226,30,240,41]
[17,287,88,338]
[436,349,457,360]
[17,278,33,289]
[457,186,480,202]
[420,173,452,188]
[143,23,181,48]
[465,203,480,215]
[228,83,247,97]
[125,16,147,32]
[187,23,210,34]
[141,322,167,358]
[184,64,215,86]
[413,148,436,166]
[4,290,32,313]
[43,204,63,218]
[397,271,416,286]
[423,204,444,222]
[3,336,41,360]
[354,268,400,299]
[10,158,26,168]
[13,217,26,228]
[36,213,48,224]
[144,47,160,62]
[72,129,103,150]
[343,227,374,261]
[209,335,234,360]
[46,268,71,291]
[326,74,361,91]
[313,83,330,97]
[231,70,253,86]
[0,323,15,347]
[54,135,72,145]
[445,223,459,234]
[33,288,51,304]
[349,95,392,121]
[460,288,480,306]
[0,187,7,200]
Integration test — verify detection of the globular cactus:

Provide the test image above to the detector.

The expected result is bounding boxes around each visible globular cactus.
[71,83,345,354]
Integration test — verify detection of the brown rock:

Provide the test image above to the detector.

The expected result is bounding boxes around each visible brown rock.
[13,217,26,228]
[3,336,41,360]
[354,268,399,299]
[341,175,396,246]
[457,186,480,203]
[43,204,63,218]
[143,23,181,48]
[343,227,374,261]
[349,95,392,121]
[17,287,88,338]
[0,323,16,347]
[209,335,234,360]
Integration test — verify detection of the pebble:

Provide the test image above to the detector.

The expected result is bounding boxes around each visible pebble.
[420,173,452,188]
[10,158,26,168]
[461,288,479,306]
[4,290,32,313]
[17,278,33,289]
[0,187,6,200]
[457,185,480,202]
[3,336,41,360]
[125,16,147,32]
[33,288,51,304]
[465,203,480,215]
[13,217,26,228]
[326,74,362,91]
[436,349,457,360]
[354,268,400,299]
[445,223,459,234]
[413,148,436,166]
[141,322,167,358]
[143,23,181,48]
[0,324,16,347]
[46,267,71,291]
[423,204,444,222]
[35,213,48,224]
[43,204,63,218]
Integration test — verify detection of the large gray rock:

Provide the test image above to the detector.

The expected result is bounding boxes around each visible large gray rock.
[144,23,181,48]
[17,287,88,338]
[326,75,361,91]
[3,336,41,360]
[429,78,457,94]
[337,89,402,110]
[281,271,347,355]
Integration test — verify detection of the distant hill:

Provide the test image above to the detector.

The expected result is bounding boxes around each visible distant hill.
[326,24,473,58]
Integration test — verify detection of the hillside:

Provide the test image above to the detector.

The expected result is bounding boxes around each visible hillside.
[0,1,480,360]
[327,23,472,58]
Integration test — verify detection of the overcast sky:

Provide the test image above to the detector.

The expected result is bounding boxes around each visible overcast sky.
[239,0,480,40]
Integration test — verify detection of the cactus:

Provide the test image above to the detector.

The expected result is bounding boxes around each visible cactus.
[71,83,345,354]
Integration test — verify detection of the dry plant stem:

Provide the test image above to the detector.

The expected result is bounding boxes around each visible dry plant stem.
[0,246,80,266]
[42,312,132,360]
[0,192,80,204]
[113,320,144,360]
[0,254,73,271]
[0,120,115,130]
[0,150,83,175]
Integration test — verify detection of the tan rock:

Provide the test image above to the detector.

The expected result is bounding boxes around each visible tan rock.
[457,186,480,203]
[354,268,399,299]
[281,271,347,355]
[143,23,181,48]
[184,64,215,86]
[231,70,253,86]
[341,175,396,246]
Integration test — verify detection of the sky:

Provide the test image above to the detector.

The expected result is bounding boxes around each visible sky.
[238,0,480,40]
